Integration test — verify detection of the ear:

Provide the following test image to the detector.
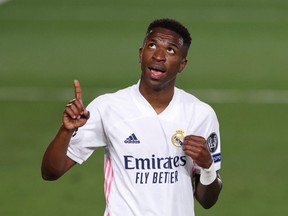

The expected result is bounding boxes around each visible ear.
[178,58,188,73]
[139,47,143,63]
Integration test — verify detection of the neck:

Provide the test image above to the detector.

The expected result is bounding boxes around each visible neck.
[139,82,174,114]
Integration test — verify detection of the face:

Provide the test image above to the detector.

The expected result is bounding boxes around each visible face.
[139,27,188,91]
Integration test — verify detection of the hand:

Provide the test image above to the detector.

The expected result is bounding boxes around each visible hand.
[63,80,90,130]
[182,135,213,169]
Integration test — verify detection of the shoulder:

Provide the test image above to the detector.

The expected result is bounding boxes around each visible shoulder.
[87,85,134,108]
[176,88,216,115]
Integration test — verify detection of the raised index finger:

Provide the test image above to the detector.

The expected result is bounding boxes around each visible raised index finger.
[73,80,82,99]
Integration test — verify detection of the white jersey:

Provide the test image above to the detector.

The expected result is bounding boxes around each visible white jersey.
[67,81,221,216]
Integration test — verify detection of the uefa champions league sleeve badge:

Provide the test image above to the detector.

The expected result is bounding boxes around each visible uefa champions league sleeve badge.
[207,132,218,153]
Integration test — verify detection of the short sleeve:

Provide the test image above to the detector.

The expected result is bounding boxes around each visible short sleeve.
[193,104,221,173]
[67,99,107,164]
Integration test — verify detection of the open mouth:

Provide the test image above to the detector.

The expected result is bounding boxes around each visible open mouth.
[149,67,165,73]
[149,67,165,79]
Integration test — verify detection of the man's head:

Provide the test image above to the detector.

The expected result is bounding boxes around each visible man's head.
[146,18,192,50]
[139,18,192,91]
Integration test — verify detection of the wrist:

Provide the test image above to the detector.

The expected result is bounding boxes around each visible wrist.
[200,161,217,185]
[60,124,76,135]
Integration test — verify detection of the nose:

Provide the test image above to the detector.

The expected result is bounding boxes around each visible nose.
[152,48,166,62]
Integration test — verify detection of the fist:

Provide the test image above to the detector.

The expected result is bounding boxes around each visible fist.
[182,135,213,169]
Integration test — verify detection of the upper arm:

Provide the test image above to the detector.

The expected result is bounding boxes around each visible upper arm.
[64,156,77,173]
[41,155,77,181]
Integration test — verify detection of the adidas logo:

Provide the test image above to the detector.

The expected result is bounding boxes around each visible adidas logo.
[124,133,140,144]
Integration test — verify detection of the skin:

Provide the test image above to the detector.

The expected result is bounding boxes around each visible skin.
[41,80,87,180]
[183,135,222,209]
[139,28,187,114]
[41,27,222,209]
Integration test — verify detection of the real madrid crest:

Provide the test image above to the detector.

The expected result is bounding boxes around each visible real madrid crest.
[207,132,218,153]
[171,130,185,147]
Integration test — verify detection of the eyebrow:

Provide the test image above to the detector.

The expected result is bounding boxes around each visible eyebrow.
[147,38,181,49]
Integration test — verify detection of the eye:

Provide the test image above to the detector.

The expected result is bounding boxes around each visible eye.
[148,43,156,49]
[167,47,175,54]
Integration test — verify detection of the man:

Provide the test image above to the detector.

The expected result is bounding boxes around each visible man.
[41,18,222,215]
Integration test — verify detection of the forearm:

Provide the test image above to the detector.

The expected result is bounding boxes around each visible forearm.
[41,125,75,180]
[194,174,222,209]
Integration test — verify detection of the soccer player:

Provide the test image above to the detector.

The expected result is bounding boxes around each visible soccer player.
[41,18,222,215]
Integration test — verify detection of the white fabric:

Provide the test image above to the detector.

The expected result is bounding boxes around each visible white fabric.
[200,161,217,185]
[67,81,221,216]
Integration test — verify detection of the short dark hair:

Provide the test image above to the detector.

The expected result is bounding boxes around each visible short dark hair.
[146,18,192,48]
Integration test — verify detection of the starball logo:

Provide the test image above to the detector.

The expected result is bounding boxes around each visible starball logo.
[123,154,187,184]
